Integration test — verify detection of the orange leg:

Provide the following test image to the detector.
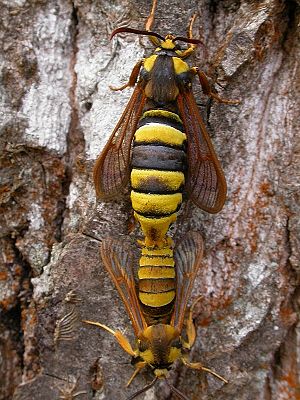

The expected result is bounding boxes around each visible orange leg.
[191,67,240,104]
[109,59,143,91]
[181,296,228,384]
[179,13,199,59]
[145,0,158,31]
[83,320,137,357]
[182,358,228,384]
[126,361,147,386]
[184,296,203,349]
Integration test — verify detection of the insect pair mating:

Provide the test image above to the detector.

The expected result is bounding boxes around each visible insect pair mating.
[85,0,238,398]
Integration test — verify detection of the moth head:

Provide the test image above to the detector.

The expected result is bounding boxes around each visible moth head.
[110,27,202,57]
[132,324,182,374]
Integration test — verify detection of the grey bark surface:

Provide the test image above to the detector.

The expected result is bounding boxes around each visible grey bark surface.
[0,0,299,399]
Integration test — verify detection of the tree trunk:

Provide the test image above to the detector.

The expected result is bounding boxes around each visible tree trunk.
[0,0,299,399]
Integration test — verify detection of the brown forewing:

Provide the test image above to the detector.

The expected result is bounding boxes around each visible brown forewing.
[177,90,227,213]
[100,239,148,336]
[171,231,204,332]
[93,83,146,200]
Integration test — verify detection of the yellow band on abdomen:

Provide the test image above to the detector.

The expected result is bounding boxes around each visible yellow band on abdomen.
[141,246,173,257]
[141,110,183,124]
[139,255,175,267]
[131,169,185,191]
[135,124,186,147]
[139,291,175,307]
[131,191,182,215]
[138,266,175,280]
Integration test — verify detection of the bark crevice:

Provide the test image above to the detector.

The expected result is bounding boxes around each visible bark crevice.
[54,2,85,243]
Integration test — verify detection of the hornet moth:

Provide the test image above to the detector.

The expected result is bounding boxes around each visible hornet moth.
[85,232,228,399]
[86,0,238,398]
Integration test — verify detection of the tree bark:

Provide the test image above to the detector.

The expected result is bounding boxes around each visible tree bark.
[0,0,299,399]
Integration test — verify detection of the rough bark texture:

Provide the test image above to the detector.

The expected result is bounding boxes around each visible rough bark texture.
[0,0,299,399]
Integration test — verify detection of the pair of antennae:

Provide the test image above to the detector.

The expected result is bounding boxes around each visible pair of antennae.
[110,27,202,46]
[126,376,189,400]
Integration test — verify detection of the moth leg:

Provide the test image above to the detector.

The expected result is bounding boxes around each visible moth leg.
[184,295,203,349]
[83,320,136,357]
[180,14,198,59]
[191,67,240,105]
[145,0,158,31]
[144,0,160,46]
[182,358,228,384]
[126,361,147,387]
[109,59,144,91]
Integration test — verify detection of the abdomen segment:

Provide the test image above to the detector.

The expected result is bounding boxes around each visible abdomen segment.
[130,109,187,317]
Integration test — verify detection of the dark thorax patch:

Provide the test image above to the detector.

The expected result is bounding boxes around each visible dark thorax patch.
[145,56,179,104]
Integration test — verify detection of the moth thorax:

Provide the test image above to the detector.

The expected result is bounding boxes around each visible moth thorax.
[140,324,180,364]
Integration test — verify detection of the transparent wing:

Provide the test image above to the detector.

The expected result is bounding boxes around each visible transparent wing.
[93,83,146,200]
[171,231,204,331]
[100,238,148,335]
[177,90,227,213]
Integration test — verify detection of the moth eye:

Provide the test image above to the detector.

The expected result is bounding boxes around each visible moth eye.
[139,342,149,352]
[172,339,182,349]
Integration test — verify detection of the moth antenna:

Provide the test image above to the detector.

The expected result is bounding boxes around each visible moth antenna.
[174,36,204,46]
[110,27,164,41]
[126,377,158,400]
[165,378,190,400]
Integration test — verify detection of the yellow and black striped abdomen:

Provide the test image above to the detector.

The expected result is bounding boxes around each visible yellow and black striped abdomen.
[130,109,186,316]
[138,244,176,321]
[131,109,186,246]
